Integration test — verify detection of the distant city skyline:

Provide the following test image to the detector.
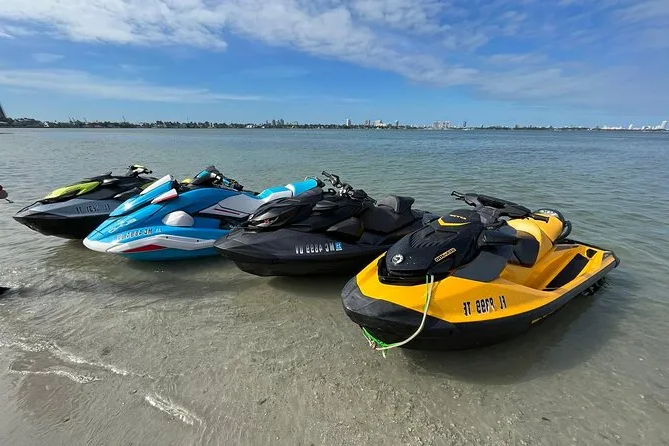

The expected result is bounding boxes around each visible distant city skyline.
[1,101,668,131]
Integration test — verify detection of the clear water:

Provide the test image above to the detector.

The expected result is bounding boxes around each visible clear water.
[0,129,667,445]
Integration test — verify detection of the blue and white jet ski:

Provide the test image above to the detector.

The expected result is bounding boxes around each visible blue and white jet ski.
[83,166,320,261]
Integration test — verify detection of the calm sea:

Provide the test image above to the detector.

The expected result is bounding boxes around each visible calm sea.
[0,128,668,445]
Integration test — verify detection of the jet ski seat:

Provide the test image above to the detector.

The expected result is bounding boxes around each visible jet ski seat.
[509,231,540,267]
[362,195,416,234]
[376,195,414,214]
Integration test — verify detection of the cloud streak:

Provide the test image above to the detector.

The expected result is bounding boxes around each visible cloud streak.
[0,68,370,105]
[0,69,264,103]
[32,52,64,63]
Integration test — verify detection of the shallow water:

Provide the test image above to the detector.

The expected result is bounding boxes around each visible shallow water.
[0,128,668,445]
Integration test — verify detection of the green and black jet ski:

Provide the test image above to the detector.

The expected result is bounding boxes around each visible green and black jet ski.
[13,164,156,239]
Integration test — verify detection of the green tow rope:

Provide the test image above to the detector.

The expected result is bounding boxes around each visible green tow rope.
[361,274,435,358]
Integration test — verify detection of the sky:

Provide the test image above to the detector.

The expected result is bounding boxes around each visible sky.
[0,0,667,126]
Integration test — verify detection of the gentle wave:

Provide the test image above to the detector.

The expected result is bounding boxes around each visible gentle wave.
[0,337,151,379]
[8,368,100,384]
[144,394,203,426]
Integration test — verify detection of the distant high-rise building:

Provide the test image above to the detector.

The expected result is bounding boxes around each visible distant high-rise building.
[432,120,452,129]
[0,102,6,121]
[661,120,668,130]
[364,119,370,127]
[394,120,399,127]
[271,119,276,126]
[345,118,351,127]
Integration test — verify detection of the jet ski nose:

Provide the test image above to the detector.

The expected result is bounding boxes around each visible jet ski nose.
[83,231,113,253]
[13,203,38,220]
[13,204,56,234]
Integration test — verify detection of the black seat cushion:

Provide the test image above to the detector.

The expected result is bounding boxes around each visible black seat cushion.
[509,231,540,267]
[376,195,414,214]
[361,205,414,234]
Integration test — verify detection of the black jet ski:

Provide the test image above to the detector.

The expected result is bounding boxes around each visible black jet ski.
[341,191,620,352]
[13,164,156,239]
[214,171,436,276]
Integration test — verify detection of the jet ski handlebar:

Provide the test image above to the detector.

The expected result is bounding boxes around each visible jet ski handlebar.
[320,172,372,201]
[321,171,355,196]
[451,191,550,223]
[322,171,343,188]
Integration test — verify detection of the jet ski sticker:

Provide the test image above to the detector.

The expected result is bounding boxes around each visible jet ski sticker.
[295,242,343,255]
[116,228,153,241]
[463,295,507,316]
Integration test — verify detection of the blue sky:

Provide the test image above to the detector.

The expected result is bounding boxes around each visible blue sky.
[0,0,667,126]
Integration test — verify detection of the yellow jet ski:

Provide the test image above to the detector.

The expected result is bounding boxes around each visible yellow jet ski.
[341,191,620,351]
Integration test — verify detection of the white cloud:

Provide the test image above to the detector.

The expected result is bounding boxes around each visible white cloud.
[351,0,448,34]
[0,23,34,38]
[0,0,228,49]
[0,0,667,110]
[32,53,64,63]
[0,69,264,102]
[616,0,669,23]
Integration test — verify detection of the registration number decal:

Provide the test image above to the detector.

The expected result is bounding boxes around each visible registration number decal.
[75,203,112,214]
[463,295,507,316]
[295,242,343,255]
[116,228,153,241]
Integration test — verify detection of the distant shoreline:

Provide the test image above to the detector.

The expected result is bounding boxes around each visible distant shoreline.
[0,125,669,134]
[1,122,667,133]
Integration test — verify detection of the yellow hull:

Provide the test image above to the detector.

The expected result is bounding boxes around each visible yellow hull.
[342,239,619,350]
